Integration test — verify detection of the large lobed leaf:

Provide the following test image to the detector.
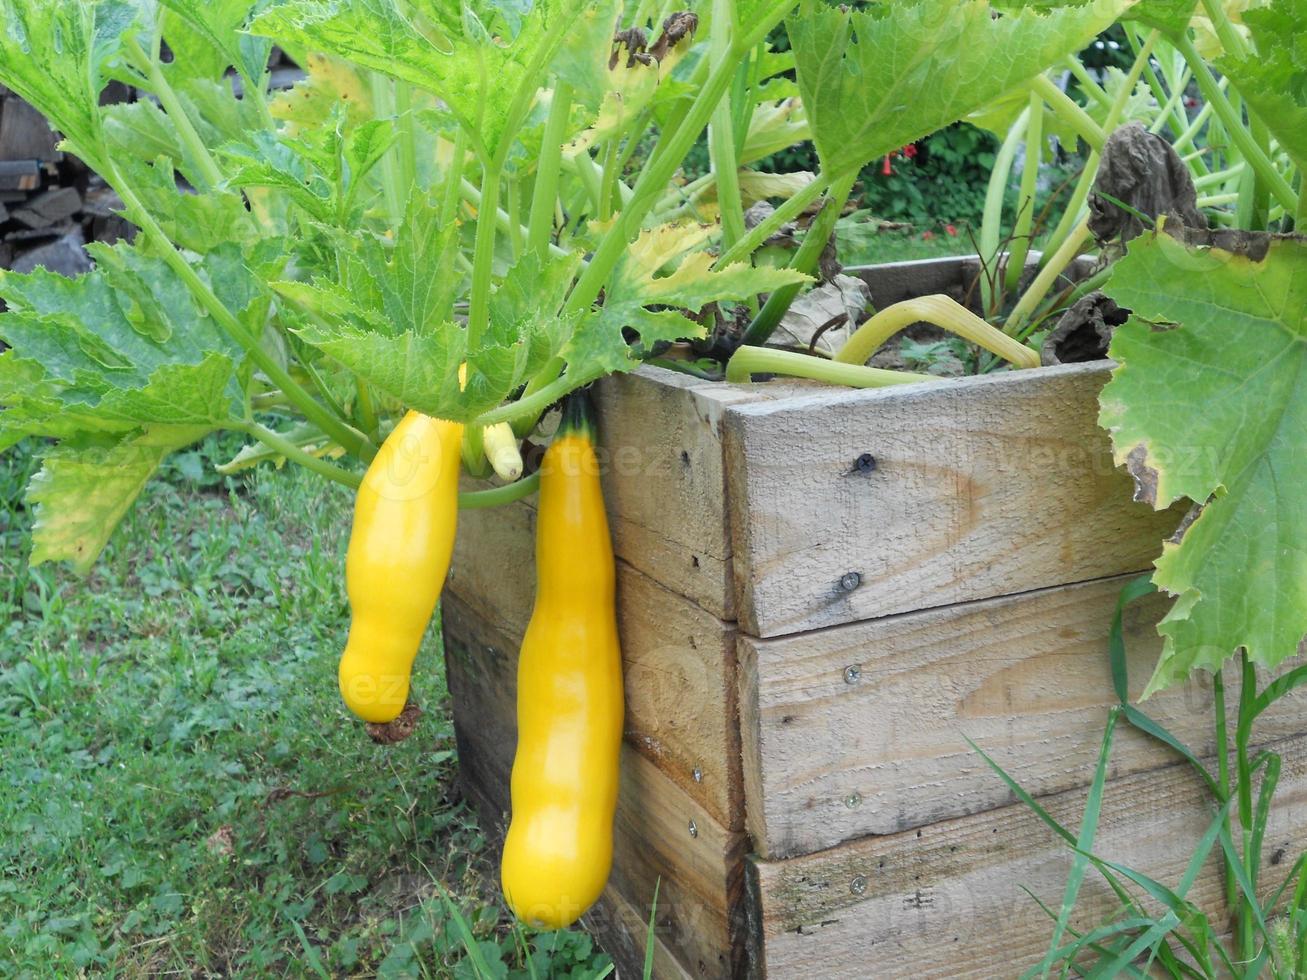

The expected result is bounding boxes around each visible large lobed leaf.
[250,0,617,157]
[1100,229,1307,695]
[1216,0,1307,174]
[786,0,1128,179]
[0,241,257,570]
[0,0,137,171]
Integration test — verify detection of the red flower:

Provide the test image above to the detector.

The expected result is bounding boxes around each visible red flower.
[944,224,958,237]
[921,230,936,240]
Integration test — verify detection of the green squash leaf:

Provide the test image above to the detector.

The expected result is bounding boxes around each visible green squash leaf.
[0,0,137,172]
[786,0,1126,179]
[1216,0,1307,173]
[1099,229,1307,695]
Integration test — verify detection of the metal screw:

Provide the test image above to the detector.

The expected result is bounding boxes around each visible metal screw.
[688,819,698,838]
[839,571,862,592]
[844,792,862,809]
[692,767,703,783]
[843,664,861,684]
[853,453,878,474]
[850,875,868,895]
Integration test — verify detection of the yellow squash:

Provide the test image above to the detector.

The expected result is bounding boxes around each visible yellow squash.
[339,410,462,723]
[501,393,624,929]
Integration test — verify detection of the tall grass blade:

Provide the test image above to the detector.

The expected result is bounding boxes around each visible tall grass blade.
[1040,708,1121,976]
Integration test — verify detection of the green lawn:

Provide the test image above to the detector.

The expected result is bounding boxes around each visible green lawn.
[0,435,609,978]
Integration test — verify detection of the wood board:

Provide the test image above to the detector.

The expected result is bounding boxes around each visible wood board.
[749,732,1307,978]
[721,361,1186,638]
[737,573,1307,857]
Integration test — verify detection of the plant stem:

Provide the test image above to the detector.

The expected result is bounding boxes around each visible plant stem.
[467,164,501,347]
[979,106,1029,313]
[441,129,469,227]
[1005,91,1045,294]
[1031,74,1105,150]
[740,172,856,347]
[355,379,378,440]
[528,81,573,255]
[1175,34,1298,213]
[461,177,570,258]
[242,421,362,489]
[108,162,377,462]
[1008,215,1091,336]
[709,0,746,252]
[1063,56,1112,111]
[458,472,541,510]
[565,15,790,321]
[715,172,831,268]
[725,346,935,387]
[370,73,405,229]
[1236,652,1258,963]
[126,34,224,190]
[477,370,602,429]
[1038,31,1158,270]
[835,295,1040,369]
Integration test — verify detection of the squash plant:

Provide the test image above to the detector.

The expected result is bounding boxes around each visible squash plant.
[0,0,1126,570]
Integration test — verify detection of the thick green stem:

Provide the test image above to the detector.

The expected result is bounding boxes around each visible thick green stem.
[1176,34,1298,213]
[126,34,224,190]
[565,12,791,321]
[393,81,417,208]
[598,139,621,222]
[709,0,746,252]
[242,421,362,489]
[458,472,541,510]
[1031,74,1104,150]
[528,81,573,255]
[836,295,1040,370]
[715,172,830,269]
[1063,56,1112,111]
[1005,91,1045,294]
[467,164,501,347]
[1008,215,1091,336]
[979,106,1029,313]
[441,130,469,227]
[1297,174,1307,229]
[355,379,378,440]
[478,370,602,429]
[1040,31,1158,269]
[109,163,377,462]
[461,177,571,258]
[725,346,934,387]
[740,173,856,347]
[371,74,405,229]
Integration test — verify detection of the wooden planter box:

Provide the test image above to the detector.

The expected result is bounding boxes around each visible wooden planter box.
[442,257,1307,977]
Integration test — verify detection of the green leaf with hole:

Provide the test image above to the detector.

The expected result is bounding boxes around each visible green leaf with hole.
[1099,229,1307,695]
[786,0,1127,179]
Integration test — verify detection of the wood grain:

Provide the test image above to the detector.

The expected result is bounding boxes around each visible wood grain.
[737,574,1307,857]
[721,361,1186,638]
[750,732,1307,978]
[442,596,749,978]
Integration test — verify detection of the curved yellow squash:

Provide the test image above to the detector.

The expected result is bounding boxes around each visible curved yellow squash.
[339,411,462,723]
[501,394,624,929]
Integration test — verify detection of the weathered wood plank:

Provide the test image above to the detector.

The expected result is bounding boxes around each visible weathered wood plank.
[750,732,1307,978]
[737,573,1307,857]
[722,361,1185,638]
[442,596,748,978]
[446,527,743,829]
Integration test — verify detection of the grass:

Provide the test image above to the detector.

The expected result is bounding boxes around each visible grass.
[0,432,611,978]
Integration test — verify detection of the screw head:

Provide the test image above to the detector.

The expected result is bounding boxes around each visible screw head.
[854,453,878,474]
[692,767,703,783]
[844,792,862,809]
[850,875,868,896]
[843,664,861,684]
[688,819,698,838]
[840,571,862,592]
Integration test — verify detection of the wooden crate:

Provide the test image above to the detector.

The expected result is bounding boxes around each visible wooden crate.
[441,257,1307,977]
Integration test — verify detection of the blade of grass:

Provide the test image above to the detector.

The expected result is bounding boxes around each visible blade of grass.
[1085,912,1182,980]
[434,882,499,979]
[644,879,662,980]
[1040,708,1123,976]
[284,912,332,980]
[1108,576,1157,704]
